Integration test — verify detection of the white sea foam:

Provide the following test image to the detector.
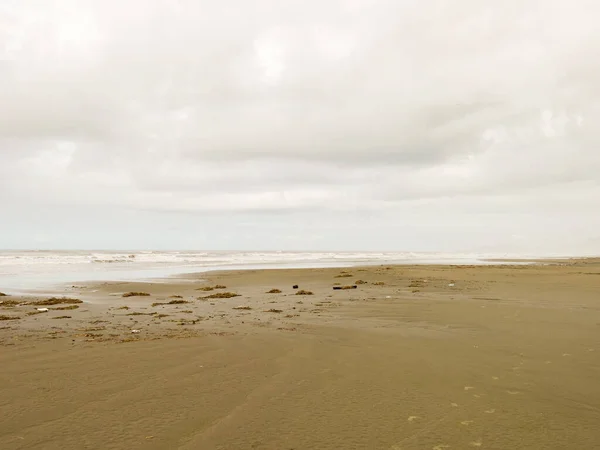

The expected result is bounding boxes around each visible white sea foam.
[0,250,550,294]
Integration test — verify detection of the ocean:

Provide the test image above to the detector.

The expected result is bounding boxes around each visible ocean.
[0,250,538,294]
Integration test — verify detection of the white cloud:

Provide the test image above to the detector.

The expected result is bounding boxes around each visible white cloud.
[1,0,599,251]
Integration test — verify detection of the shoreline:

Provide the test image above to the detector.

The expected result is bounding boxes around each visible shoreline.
[2,260,600,449]
[0,256,572,298]
[4,252,593,296]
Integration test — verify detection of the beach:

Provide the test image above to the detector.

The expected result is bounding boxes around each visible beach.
[1,260,599,449]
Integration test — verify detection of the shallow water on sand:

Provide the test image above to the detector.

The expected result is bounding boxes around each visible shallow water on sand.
[0,250,531,294]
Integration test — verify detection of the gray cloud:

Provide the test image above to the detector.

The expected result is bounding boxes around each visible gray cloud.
[1,0,600,251]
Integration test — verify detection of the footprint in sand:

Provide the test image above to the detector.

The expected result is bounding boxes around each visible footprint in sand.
[485,409,496,414]
[464,386,475,391]
[460,420,473,426]
[408,416,420,422]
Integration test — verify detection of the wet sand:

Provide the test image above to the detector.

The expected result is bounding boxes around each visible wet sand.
[1,260,600,449]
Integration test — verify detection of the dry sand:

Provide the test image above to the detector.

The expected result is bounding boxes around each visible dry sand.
[1,260,600,449]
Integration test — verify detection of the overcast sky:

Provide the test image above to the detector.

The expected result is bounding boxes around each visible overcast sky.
[1,0,599,253]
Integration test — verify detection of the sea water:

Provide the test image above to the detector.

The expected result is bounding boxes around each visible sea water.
[0,250,539,294]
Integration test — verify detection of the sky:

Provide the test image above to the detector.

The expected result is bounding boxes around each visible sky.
[1,0,599,253]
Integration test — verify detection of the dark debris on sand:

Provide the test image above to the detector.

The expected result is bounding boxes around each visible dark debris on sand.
[201,292,240,299]
[31,297,83,306]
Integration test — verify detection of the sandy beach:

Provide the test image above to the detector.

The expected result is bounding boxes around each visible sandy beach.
[1,260,599,449]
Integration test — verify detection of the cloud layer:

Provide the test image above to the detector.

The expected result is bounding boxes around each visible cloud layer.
[1,0,600,251]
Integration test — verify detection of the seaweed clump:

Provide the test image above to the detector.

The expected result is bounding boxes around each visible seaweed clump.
[122,292,150,298]
[32,297,83,306]
[201,292,240,299]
